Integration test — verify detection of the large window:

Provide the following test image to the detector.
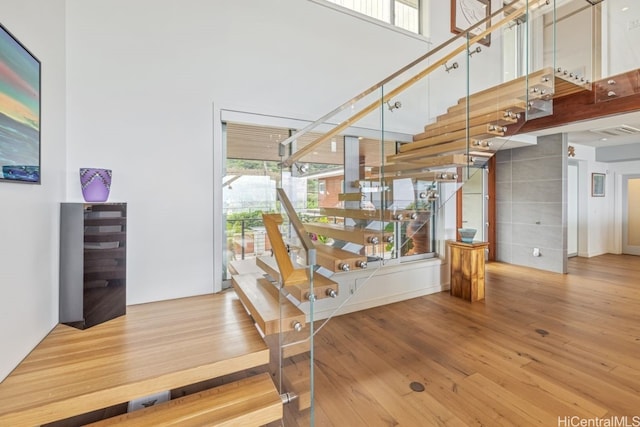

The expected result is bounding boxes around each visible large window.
[325,0,421,34]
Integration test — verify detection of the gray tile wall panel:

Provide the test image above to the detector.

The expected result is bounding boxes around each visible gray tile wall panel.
[512,156,563,181]
[511,135,563,161]
[510,245,565,273]
[494,134,567,273]
[496,182,513,202]
[512,179,563,203]
[511,202,563,226]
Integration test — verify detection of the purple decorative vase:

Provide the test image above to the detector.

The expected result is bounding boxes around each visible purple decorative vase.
[80,168,112,202]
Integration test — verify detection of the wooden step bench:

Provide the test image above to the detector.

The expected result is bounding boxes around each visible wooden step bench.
[255,255,339,301]
[232,272,307,335]
[85,373,282,427]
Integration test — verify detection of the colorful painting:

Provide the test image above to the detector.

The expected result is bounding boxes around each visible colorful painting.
[0,23,40,184]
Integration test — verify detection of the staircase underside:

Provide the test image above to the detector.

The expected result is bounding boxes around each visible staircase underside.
[0,292,271,426]
[376,67,591,177]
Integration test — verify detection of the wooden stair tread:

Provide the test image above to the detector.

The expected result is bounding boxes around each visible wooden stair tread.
[401,153,473,169]
[86,373,282,427]
[389,139,493,162]
[436,99,528,124]
[361,171,458,184]
[318,207,419,222]
[255,256,339,301]
[232,273,306,335]
[304,222,393,246]
[451,67,553,107]
[338,192,363,202]
[417,110,520,140]
[229,258,266,276]
[401,124,506,153]
[364,169,459,181]
[0,293,269,426]
[315,244,367,272]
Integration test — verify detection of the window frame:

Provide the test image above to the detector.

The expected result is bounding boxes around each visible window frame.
[310,0,425,38]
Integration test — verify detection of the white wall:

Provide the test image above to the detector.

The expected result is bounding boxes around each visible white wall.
[64,0,433,305]
[570,143,616,257]
[426,0,507,123]
[609,160,640,253]
[0,0,67,382]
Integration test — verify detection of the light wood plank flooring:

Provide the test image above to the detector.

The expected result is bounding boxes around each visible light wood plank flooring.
[0,292,269,426]
[286,254,640,426]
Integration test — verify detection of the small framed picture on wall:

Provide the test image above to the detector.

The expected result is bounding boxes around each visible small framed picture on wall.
[592,173,606,197]
[451,0,491,46]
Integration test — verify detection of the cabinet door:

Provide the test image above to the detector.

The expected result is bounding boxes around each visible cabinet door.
[82,204,127,328]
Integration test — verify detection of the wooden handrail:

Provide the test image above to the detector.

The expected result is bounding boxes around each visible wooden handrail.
[280,0,550,168]
[276,188,316,265]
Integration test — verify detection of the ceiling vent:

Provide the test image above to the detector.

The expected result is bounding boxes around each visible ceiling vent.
[589,125,640,137]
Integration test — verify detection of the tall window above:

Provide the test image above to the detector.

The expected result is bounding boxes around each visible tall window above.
[325,0,421,34]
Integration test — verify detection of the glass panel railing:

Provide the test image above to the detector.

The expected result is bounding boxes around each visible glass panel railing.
[605,0,640,76]
[250,0,586,424]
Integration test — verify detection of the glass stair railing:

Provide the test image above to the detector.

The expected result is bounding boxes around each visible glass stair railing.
[227,0,601,425]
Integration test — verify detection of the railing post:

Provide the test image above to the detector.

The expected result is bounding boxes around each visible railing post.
[241,219,245,260]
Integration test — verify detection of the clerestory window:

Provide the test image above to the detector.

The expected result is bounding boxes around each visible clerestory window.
[324,0,422,34]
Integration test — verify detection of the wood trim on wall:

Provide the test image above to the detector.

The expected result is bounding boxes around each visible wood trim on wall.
[487,155,496,261]
[456,167,463,241]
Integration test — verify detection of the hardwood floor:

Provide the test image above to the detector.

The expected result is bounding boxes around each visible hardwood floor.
[286,254,640,426]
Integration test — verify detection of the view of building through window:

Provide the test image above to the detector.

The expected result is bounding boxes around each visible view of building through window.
[325,0,421,34]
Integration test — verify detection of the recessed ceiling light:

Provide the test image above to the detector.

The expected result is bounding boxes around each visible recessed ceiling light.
[600,138,608,141]
[622,6,629,11]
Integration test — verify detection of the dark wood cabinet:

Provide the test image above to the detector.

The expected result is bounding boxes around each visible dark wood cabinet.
[60,203,127,329]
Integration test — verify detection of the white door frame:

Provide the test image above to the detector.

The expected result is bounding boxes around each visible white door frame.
[622,174,640,256]
[567,161,579,257]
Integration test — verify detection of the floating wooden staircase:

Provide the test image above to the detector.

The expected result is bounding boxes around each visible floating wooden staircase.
[381,66,590,178]
[230,213,343,414]
[289,68,592,274]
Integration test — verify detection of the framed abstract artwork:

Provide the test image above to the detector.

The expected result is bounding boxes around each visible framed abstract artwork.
[451,0,491,47]
[0,22,41,184]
